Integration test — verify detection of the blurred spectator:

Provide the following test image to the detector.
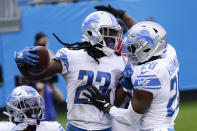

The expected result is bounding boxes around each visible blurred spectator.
[34,32,63,121]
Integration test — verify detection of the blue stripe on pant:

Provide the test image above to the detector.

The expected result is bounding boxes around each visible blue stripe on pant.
[168,129,175,131]
[66,122,111,131]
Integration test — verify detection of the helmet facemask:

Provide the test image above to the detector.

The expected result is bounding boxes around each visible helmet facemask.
[7,96,45,125]
[96,26,122,56]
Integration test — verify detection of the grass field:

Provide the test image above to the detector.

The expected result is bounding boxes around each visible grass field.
[1,101,196,130]
[56,101,197,130]
[174,101,197,131]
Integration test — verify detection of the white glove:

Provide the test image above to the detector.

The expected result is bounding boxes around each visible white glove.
[11,123,28,131]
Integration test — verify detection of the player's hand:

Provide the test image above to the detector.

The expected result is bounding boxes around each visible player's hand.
[83,85,111,111]
[14,47,40,66]
[11,123,28,131]
[119,64,133,91]
[95,4,125,19]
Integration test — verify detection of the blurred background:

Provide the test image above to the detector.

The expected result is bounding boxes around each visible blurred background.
[0,0,197,130]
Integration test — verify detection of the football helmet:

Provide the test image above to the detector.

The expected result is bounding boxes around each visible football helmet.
[82,11,122,56]
[123,21,167,64]
[5,85,44,125]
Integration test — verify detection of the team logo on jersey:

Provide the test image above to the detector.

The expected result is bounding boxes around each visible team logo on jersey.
[134,76,161,89]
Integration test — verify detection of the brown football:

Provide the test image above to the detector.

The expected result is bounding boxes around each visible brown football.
[27,46,50,76]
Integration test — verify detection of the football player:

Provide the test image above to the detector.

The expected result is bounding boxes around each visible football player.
[94,4,140,131]
[0,85,64,131]
[83,21,180,131]
[14,11,126,131]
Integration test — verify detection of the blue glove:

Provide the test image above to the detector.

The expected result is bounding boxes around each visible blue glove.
[14,47,40,66]
[119,64,133,91]
[11,123,28,131]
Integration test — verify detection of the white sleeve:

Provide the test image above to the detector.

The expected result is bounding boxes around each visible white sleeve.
[53,48,69,75]
[109,102,142,126]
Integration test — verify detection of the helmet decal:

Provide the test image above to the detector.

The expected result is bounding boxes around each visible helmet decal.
[108,13,119,26]
[136,29,155,47]
[136,29,160,48]
[82,14,99,32]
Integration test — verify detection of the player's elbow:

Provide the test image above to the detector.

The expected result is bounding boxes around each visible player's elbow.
[109,104,143,126]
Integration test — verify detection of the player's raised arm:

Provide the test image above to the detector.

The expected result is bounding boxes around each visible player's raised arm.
[95,4,137,29]
[14,46,62,81]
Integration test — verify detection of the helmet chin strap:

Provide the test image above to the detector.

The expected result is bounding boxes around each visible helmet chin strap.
[98,40,116,56]
[101,46,115,56]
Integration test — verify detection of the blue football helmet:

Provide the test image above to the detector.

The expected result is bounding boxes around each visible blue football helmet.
[5,85,45,125]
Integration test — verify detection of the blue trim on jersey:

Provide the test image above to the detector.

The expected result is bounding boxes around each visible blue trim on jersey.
[134,78,161,89]
[54,50,69,71]
[168,128,175,131]
[137,75,157,78]
[142,87,161,90]
[66,123,111,131]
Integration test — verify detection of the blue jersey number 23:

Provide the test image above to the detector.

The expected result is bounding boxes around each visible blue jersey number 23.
[74,70,111,104]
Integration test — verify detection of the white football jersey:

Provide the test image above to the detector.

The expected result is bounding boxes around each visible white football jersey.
[0,121,64,131]
[54,48,125,130]
[131,44,179,130]
[112,95,140,131]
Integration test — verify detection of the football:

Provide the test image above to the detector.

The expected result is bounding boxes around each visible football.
[27,46,50,76]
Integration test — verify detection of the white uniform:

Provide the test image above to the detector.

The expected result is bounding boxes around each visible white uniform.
[0,121,64,131]
[54,48,125,130]
[131,44,179,131]
[112,94,140,131]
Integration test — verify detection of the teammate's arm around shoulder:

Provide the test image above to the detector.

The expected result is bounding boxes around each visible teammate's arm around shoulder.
[94,4,137,29]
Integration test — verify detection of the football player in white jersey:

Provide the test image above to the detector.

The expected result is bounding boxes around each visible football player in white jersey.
[94,4,140,131]
[83,21,180,131]
[14,11,126,131]
[0,85,64,131]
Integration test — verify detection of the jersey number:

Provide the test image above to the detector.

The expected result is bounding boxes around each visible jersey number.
[74,70,111,104]
[167,72,179,117]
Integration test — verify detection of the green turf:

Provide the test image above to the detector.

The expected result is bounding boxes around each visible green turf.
[57,101,197,130]
[57,112,67,129]
[1,101,196,130]
[174,101,197,131]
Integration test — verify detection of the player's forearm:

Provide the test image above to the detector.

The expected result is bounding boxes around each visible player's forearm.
[114,86,128,107]
[107,103,142,126]
[122,13,137,29]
